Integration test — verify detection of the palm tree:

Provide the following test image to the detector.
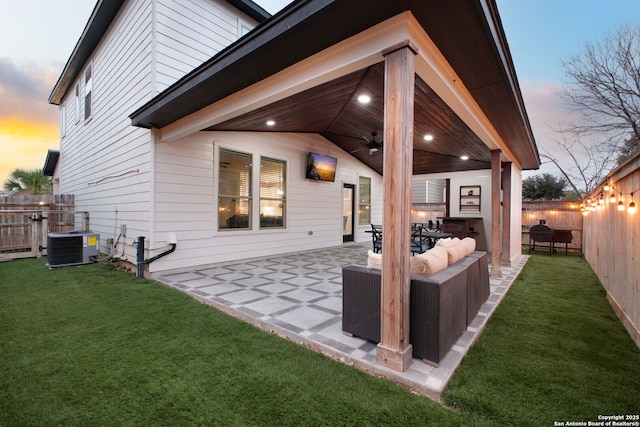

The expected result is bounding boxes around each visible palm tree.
[3,169,53,195]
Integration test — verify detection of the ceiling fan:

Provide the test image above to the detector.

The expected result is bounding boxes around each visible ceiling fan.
[362,132,383,155]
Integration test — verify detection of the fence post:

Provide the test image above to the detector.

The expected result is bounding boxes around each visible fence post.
[31,215,39,258]
[41,210,48,258]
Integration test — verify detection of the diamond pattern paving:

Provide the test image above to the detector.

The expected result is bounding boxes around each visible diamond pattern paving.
[154,243,528,398]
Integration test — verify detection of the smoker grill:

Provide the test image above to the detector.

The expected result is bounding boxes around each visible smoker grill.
[528,221,572,254]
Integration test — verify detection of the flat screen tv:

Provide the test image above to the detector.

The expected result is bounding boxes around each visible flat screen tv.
[305,152,337,182]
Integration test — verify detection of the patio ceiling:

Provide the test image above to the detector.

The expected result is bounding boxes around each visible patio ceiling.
[205,62,490,175]
[130,0,539,174]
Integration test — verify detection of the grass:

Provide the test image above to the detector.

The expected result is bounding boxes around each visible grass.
[443,254,640,425]
[1,254,639,426]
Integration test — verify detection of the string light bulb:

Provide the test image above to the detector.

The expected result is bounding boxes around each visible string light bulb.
[604,183,611,191]
[609,192,617,203]
[629,193,636,214]
[617,199,626,211]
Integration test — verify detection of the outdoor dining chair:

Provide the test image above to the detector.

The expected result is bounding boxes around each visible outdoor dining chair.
[370,224,382,253]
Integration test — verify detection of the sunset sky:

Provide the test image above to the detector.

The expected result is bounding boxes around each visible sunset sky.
[1,0,639,185]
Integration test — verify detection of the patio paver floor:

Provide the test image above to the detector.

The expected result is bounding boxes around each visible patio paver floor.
[154,243,528,399]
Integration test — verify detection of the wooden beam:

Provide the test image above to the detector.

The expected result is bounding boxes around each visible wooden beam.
[377,41,416,372]
[491,150,502,278]
[501,162,512,266]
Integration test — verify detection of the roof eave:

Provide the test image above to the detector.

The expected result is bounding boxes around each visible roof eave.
[226,0,271,22]
[48,0,270,106]
[129,0,539,170]
[48,0,125,105]
[43,150,60,177]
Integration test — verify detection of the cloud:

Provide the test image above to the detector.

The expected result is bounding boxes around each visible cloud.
[0,57,59,123]
[519,79,580,177]
[0,58,60,184]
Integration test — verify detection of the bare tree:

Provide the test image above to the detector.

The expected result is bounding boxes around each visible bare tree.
[544,24,640,195]
[561,25,640,145]
[540,131,617,199]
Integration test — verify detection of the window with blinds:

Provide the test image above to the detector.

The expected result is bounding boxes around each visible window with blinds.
[358,176,371,225]
[84,64,92,121]
[259,157,286,228]
[75,84,81,124]
[218,149,252,230]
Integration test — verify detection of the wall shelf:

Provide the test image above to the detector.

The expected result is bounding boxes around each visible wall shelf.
[460,185,480,212]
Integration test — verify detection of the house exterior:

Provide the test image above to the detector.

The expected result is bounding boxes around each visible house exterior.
[48,0,538,278]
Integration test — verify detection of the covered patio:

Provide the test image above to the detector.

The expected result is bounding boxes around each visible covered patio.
[131,0,538,373]
[153,243,528,398]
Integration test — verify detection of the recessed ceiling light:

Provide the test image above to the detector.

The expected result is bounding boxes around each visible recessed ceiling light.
[423,134,434,141]
[460,155,469,161]
[266,120,276,126]
[357,94,371,104]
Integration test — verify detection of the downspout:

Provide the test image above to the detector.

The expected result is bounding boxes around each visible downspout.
[136,236,176,278]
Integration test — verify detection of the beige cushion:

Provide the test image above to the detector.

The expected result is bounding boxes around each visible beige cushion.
[367,250,382,270]
[435,237,452,247]
[435,237,466,264]
[410,253,425,275]
[435,237,460,248]
[446,243,466,264]
[411,246,448,275]
[461,237,476,255]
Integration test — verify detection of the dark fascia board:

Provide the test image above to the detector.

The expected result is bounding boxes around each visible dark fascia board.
[129,0,405,128]
[48,0,270,106]
[43,150,60,176]
[480,0,539,166]
[48,0,125,105]
[226,0,271,22]
[129,0,538,169]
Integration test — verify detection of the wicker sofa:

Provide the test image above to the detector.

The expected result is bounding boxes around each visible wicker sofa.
[342,250,489,365]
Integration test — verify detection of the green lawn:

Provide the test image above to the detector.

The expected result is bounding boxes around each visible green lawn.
[1,254,639,426]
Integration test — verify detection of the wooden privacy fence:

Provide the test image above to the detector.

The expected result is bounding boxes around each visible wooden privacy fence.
[412,201,584,253]
[521,201,583,253]
[0,194,89,260]
[582,154,640,349]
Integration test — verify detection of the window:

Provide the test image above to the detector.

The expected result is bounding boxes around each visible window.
[84,64,92,120]
[238,19,252,37]
[259,157,286,228]
[358,176,371,225]
[74,84,80,123]
[218,149,252,230]
[60,105,66,138]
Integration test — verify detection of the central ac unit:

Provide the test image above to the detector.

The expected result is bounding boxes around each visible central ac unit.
[47,230,100,267]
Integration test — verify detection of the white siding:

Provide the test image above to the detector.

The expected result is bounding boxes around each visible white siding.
[412,178,446,203]
[56,0,257,265]
[509,167,523,264]
[412,179,426,203]
[58,0,155,260]
[150,131,383,272]
[154,0,260,92]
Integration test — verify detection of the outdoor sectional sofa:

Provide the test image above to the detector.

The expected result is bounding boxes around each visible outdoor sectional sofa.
[342,239,489,366]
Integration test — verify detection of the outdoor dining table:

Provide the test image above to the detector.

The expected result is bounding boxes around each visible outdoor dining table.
[412,229,453,251]
[366,225,453,254]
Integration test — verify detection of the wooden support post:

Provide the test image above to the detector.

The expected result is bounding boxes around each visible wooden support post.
[491,150,502,278]
[377,40,417,372]
[501,163,512,266]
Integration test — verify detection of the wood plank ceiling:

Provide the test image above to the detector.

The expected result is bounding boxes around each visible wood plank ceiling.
[206,62,491,175]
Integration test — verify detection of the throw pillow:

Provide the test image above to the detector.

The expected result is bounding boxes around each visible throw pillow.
[367,250,382,270]
[412,246,448,275]
[461,237,476,255]
[447,243,466,264]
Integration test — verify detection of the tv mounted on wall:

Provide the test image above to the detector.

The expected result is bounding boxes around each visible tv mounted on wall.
[305,152,337,182]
